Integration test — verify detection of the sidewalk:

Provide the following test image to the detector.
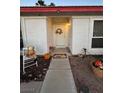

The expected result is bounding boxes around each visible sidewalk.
[40,48,77,93]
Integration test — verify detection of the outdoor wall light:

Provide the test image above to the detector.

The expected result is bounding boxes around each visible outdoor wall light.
[57,10,60,13]
[66,23,71,26]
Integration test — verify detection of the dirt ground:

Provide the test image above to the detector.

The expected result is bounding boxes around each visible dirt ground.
[20,56,51,93]
[20,56,51,82]
[69,55,103,93]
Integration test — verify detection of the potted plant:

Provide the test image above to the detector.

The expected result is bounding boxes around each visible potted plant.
[92,59,103,78]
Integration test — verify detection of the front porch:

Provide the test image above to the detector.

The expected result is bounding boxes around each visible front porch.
[47,17,72,49]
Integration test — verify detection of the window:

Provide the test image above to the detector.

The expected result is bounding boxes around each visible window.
[93,20,103,36]
[92,20,103,48]
[92,38,103,48]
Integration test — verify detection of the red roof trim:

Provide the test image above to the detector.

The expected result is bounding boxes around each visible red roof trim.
[20,6,103,13]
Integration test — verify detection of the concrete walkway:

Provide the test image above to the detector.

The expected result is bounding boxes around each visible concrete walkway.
[20,81,43,93]
[40,48,77,93]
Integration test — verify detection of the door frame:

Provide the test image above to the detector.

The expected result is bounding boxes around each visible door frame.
[53,24,66,48]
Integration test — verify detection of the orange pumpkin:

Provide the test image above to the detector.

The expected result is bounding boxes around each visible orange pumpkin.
[44,53,50,60]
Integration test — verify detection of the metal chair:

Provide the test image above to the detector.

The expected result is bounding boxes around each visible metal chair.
[23,47,38,74]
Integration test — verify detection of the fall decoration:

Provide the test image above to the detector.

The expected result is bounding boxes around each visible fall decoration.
[93,59,103,70]
[55,28,63,35]
[43,53,51,60]
[24,46,36,58]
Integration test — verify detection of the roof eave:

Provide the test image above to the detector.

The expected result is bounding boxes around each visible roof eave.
[20,6,103,14]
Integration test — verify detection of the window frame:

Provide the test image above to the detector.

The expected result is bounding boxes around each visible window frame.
[89,18,103,49]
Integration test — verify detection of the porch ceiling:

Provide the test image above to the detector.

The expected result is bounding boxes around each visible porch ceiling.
[52,17,69,24]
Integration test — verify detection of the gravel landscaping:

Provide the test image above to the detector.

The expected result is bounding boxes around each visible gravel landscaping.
[69,55,103,93]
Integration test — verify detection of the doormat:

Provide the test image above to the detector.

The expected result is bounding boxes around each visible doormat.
[53,54,67,59]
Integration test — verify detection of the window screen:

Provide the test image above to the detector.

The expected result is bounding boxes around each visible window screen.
[92,20,103,48]
[92,38,103,48]
[93,20,103,37]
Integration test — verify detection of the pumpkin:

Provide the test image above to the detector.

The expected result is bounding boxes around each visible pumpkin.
[95,60,102,67]
[44,53,50,60]
[25,46,36,57]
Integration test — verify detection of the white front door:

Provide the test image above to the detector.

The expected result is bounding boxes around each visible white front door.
[53,25,65,48]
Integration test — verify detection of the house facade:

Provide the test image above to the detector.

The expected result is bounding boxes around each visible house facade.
[20,6,103,55]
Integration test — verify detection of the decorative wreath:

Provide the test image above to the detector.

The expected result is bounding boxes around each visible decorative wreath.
[55,28,63,35]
